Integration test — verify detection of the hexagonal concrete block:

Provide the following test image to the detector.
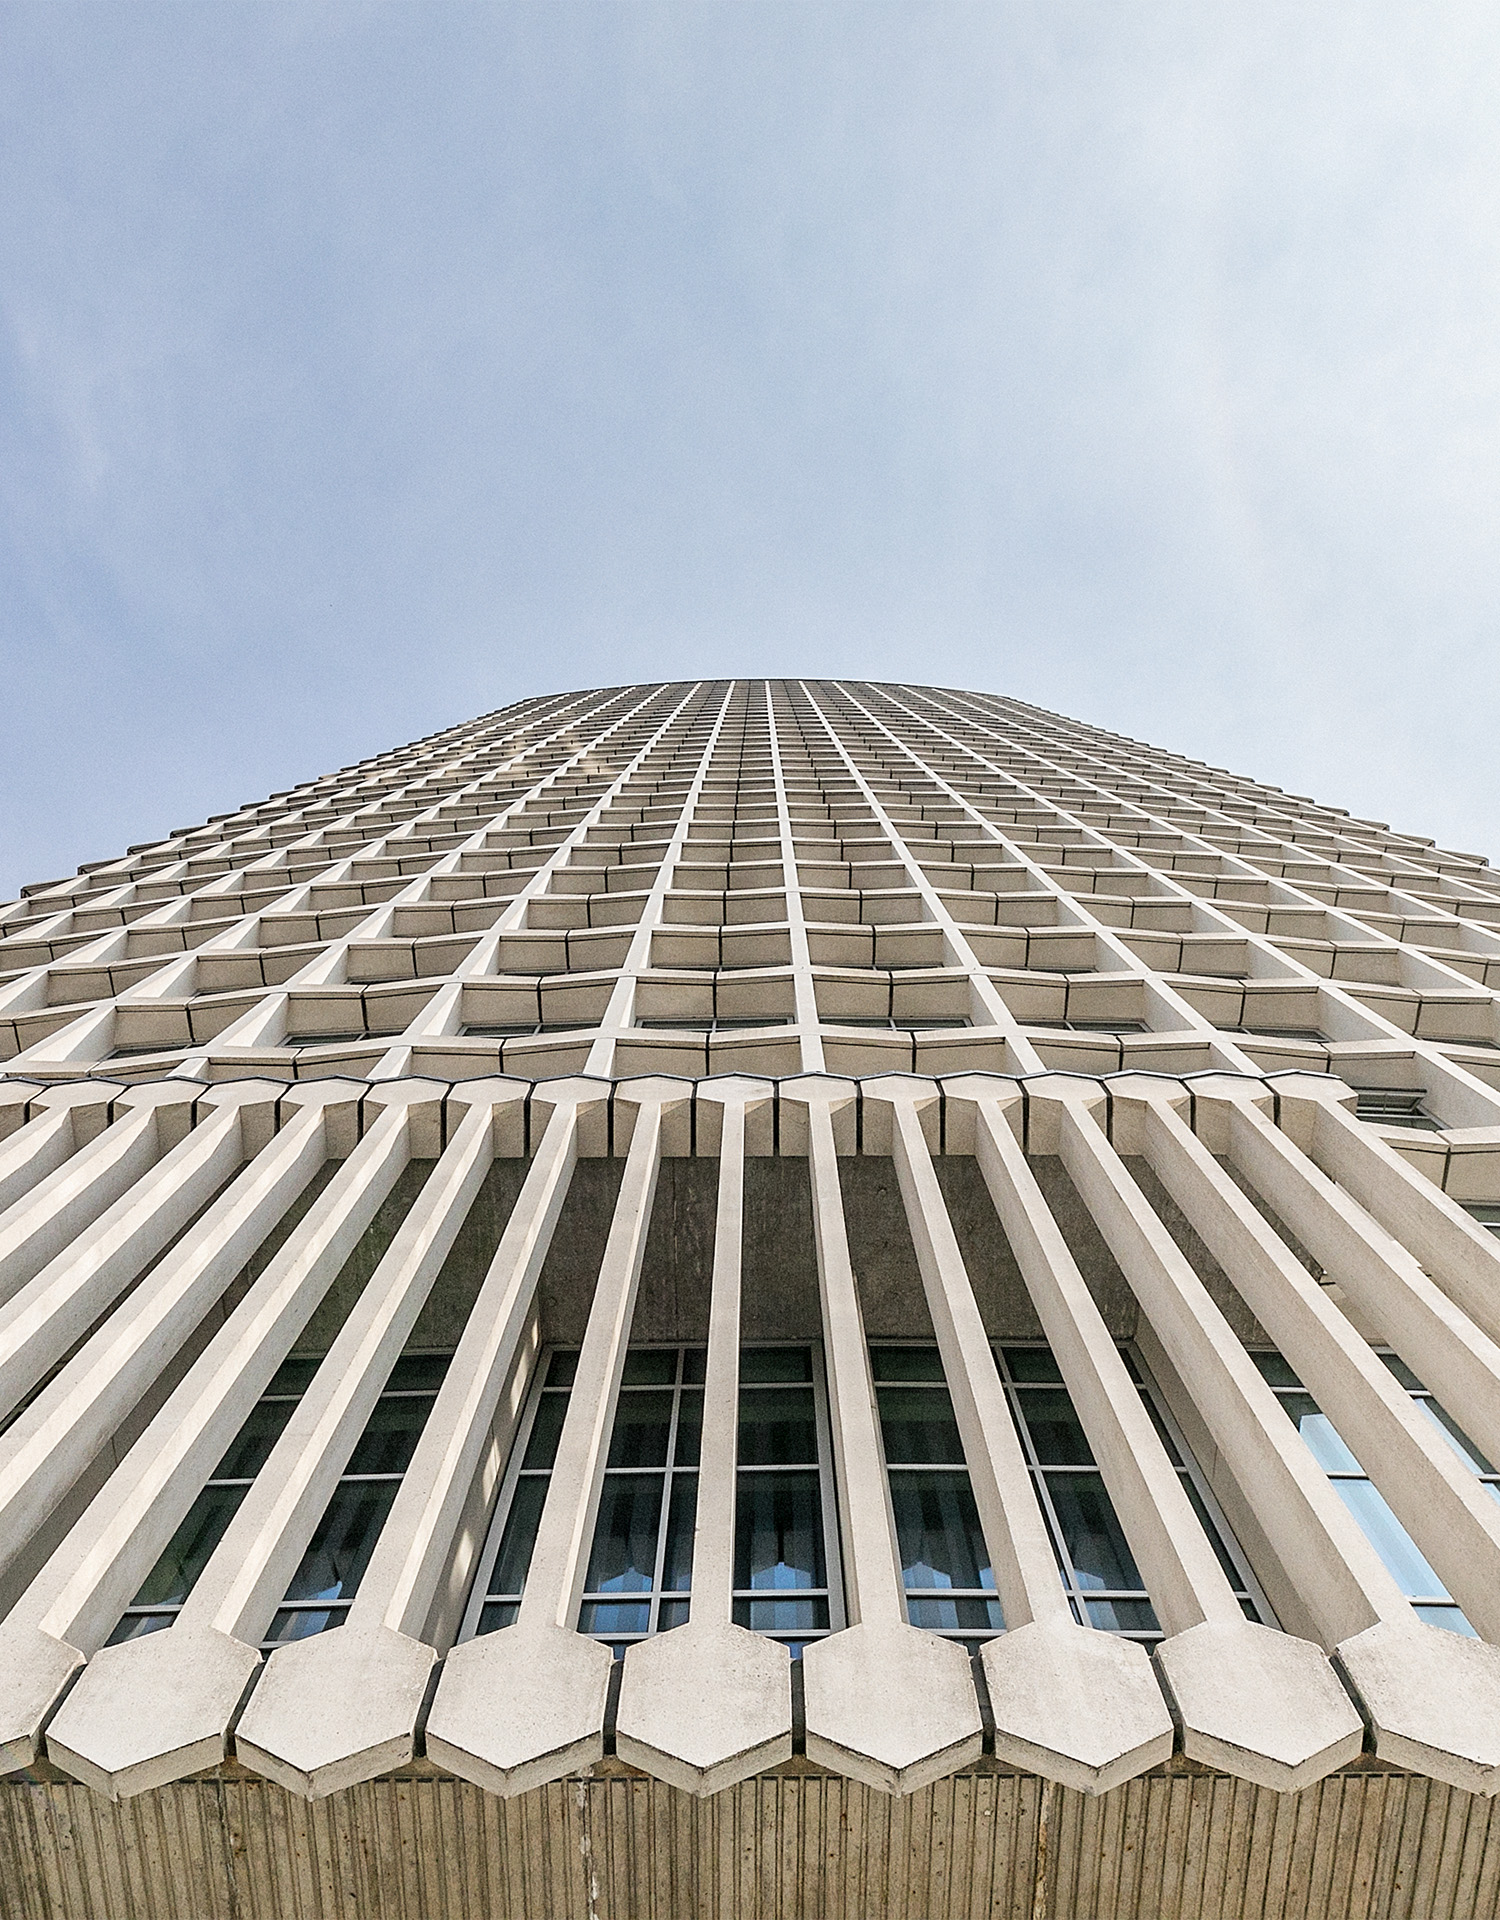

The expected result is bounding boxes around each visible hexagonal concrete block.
[1154,1620,1365,1792]
[424,1623,615,1797]
[982,1618,1173,1795]
[614,1620,792,1794]
[1338,1618,1500,1794]
[801,1619,982,1794]
[0,1625,84,1776]
[45,1624,260,1799]
[233,1622,437,1798]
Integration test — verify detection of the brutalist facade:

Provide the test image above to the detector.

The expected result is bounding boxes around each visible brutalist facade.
[2,680,1500,1916]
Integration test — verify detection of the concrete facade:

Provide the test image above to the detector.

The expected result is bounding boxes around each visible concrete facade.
[4,680,1500,1914]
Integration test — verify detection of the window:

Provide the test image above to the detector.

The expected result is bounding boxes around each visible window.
[822,1015,970,1032]
[107,1357,319,1644]
[1461,1204,1500,1239]
[995,1345,1267,1641]
[462,1022,585,1037]
[635,1015,793,1032]
[462,1345,844,1657]
[1353,1089,1441,1132]
[733,1347,844,1653]
[263,1353,450,1646]
[1028,1019,1147,1034]
[1252,1351,1482,1635]
[1224,1026,1328,1043]
[872,1347,1003,1642]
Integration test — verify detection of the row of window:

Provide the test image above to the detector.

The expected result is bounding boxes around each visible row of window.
[107,1327,1500,1661]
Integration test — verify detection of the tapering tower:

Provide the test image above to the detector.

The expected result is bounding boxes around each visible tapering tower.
[3,681,1500,1916]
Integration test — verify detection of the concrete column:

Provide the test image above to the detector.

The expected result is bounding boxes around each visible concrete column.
[1210,1082,1500,1477]
[0,1098,248,1421]
[422,1081,684,1798]
[875,1075,1179,1793]
[1051,1076,1500,1794]
[235,1081,602,1795]
[964,1077,1363,1791]
[44,1084,515,1799]
[783,1076,984,1795]
[0,1106,84,1217]
[1153,1085,1500,1638]
[614,1078,795,1793]
[0,1103,167,1306]
[1289,1080,1500,1349]
[0,1087,405,1774]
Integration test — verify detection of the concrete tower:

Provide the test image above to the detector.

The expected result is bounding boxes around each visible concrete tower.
[3,680,1500,1915]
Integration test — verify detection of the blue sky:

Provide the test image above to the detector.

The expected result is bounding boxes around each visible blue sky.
[4,3,1500,897]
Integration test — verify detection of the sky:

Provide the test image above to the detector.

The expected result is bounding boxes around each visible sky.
[3,3,1500,900]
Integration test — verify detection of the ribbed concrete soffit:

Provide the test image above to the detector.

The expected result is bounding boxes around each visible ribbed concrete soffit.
[2,680,1500,1916]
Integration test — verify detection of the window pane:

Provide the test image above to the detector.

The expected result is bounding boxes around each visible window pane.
[674,1390,703,1466]
[1002,1347,1064,1383]
[662,1474,698,1593]
[490,1476,548,1598]
[131,1484,248,1607]
[105,1611,178,1646]
[733,1595,829,1632]
[1084,1597,1160,1634]
[342,1395,435,1474]
[740,1347,812,1384]
[889,1471,995,1595]
[579,1600,651,1635]
[212,1401,299,1480]
[606,1391,674,1468]
[735,1470,825,1591]
[1045,1472,1144,1591]
[1018,1389,1095,1466]
[906,1596,1005,1632]
[584,1474,663,1594]
[870,1348,947,1383]
[877,1387,967,1465]
[621,1350,677,1386]
[265,1605,346,1643]
[521,1393,569,1471]
[738,1386,818,1465]
[385,1354,450,1393]
[1281,1394,1363,1473]
[282,1481,398,1603]
[1333,1479,1451,1599]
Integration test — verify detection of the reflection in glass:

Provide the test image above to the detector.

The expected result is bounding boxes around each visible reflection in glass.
[1255,1348,1481,1634]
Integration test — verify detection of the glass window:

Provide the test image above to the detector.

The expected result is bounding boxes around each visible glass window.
[734,1345,844,1656]
[996,1345,1269,1640]
[106,1357,319,1644]
[1252,1350,1478,1635]
[261,1353,450,1647]
[871,1347,1003,1643]
[1352,1089,1441,1132]
[462,1345,844,1659]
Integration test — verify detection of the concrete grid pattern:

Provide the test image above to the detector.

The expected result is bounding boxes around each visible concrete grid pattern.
[4,681,1500,1916]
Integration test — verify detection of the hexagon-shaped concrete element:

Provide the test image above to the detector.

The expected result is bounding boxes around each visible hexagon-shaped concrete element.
[982,1618,1173,1795]
[424,1623,615,1797]
[45,1624,260,1799]
[0,1624,84,1776]
[1338,1618,1500,1794]
[801,1619,982,1795]
[1155,1620,1365,1792]
[232,1622,436,1798]
[614,1619,792,1794]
